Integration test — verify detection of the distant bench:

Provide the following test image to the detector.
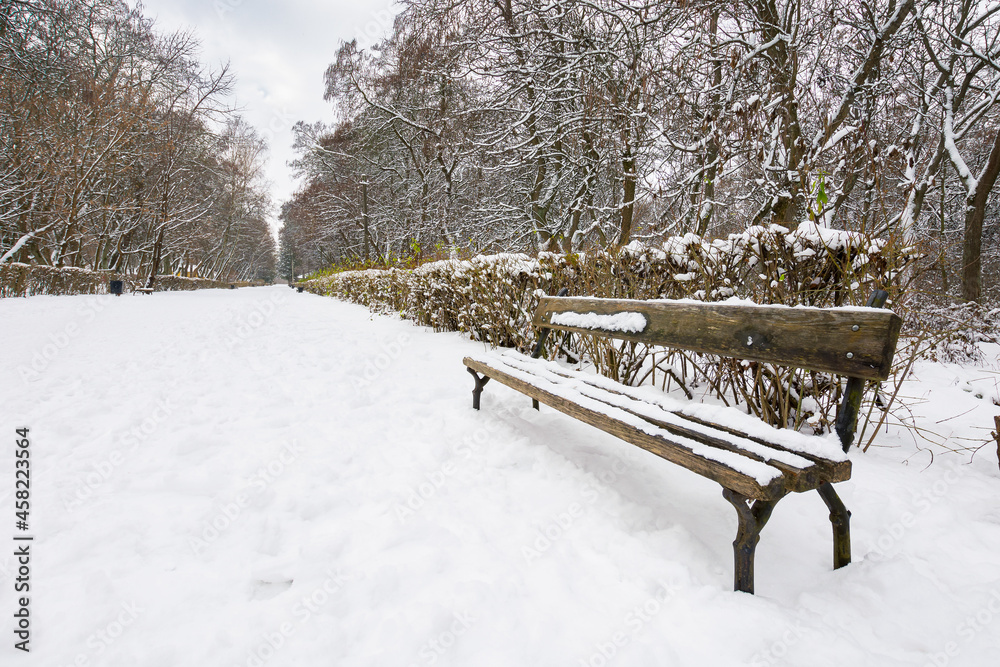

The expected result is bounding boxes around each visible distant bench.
[464,292,901,594]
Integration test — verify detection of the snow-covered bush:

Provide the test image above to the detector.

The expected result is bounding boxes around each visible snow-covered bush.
[0,262,265,297]
[303,223,916,435]
[904,302,1000,366]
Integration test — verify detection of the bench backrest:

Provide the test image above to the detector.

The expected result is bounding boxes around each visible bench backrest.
[533,296,902,381]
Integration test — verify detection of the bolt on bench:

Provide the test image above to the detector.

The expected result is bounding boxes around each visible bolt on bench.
[464,291,901,594]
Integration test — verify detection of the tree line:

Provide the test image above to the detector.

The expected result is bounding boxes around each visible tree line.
[282,0,1000,302]
[0,0,276,286]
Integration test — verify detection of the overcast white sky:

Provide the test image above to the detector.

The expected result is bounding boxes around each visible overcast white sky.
[138,0,400,233]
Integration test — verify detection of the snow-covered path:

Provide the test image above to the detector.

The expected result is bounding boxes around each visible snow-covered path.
[1,286,999,666]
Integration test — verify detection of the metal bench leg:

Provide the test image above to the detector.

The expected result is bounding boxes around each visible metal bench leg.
[723,489,780,594]
[466,368,490,410]
[817,482,852,570]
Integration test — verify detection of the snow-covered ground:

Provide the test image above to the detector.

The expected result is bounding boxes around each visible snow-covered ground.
[1,285,999,667]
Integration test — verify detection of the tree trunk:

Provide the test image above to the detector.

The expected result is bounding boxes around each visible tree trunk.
[618,155,636,246]
[147,227,165,289]
[961,129,1000,303]
[361,177,370,262]
[696,8,723,237]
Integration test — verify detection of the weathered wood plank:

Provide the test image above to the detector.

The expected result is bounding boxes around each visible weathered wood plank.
[471,353,849,492]
[532,296,902,380]
[587,399,823,492]
[464,357,789,500]
[515,356,850,483]
[671,411,851,484]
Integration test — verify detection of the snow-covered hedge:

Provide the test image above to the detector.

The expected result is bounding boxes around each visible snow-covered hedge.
[903,302,1000,365]
[302,223,915,435]
[0,262,266,298]
[305,222,912,345]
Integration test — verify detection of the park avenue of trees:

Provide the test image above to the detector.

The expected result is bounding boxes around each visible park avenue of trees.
[0,0,276,285]
[281,0,1000,303]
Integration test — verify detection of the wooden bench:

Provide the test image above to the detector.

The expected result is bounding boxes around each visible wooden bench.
[133,287,154,295]
[464,292,901,593]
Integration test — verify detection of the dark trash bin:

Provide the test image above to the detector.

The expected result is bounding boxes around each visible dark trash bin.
[109,280,123,296]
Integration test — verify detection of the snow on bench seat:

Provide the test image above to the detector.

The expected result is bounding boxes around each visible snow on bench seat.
[491,350,847,463]
[464,350,851,500]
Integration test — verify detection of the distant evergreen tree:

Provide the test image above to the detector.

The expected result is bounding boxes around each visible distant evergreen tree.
[277,231,298,283]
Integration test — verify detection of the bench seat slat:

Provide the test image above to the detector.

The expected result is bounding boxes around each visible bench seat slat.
[488,351,849,467]
[484,354,852,492]
[498,352,851,478]
[491,352,817,469]
[464,355,791,500]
